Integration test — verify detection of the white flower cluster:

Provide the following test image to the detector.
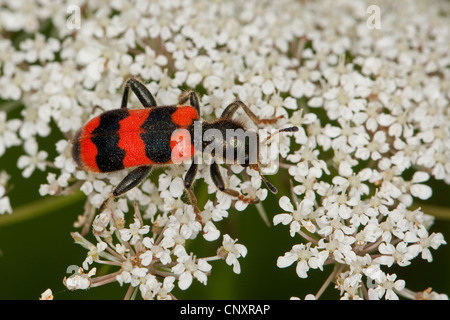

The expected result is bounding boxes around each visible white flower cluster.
[270,0,450,300]
[1,0,448,299]
[66,204,244,299]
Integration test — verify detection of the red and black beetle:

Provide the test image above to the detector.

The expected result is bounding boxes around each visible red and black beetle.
[72,78,297,216]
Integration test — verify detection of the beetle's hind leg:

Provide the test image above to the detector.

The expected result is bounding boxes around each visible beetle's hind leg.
[100,165,153,212]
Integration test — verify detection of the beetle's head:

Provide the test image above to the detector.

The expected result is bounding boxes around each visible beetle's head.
[203,119,298,194]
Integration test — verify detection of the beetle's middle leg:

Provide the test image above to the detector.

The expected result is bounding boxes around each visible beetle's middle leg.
[100,165,153,212]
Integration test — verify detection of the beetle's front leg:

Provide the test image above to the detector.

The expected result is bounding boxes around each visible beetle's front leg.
[220,100,283,125]
[210,160,260,205]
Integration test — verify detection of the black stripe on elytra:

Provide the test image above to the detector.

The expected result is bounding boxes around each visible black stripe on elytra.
[91,109,129,172]
[140,106,178,163]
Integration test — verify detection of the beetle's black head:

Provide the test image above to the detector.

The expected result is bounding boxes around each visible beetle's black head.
[202,119,258,166]
[202,118,280,194]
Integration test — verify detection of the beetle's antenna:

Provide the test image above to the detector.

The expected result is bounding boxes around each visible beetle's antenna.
[249,164,278,194]
[250,126,298,194]
[263,126,299,144]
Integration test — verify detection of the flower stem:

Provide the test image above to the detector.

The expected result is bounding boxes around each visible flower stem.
[416,204,450,220]
[315,264,341,299]
[255,202,270,227]
[0,192,85,227]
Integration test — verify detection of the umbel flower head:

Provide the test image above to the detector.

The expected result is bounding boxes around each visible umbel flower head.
[0,0,448,300]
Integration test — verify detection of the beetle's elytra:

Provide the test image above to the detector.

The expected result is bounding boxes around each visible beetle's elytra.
[72,106,198,172]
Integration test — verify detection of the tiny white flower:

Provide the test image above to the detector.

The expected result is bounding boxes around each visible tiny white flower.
[17,139,48,178]
[274,196,317,236]
[39,288,54,300]
[172,253,212,290]
[130,46,168,80]
[156,276,176,300]
[407,227,447,262]
[277,243,327,279]
[368,273,405,300]
[64,268,96,290]
[20,34,60,63]
[218,235,247,274]
[119,218,150,245]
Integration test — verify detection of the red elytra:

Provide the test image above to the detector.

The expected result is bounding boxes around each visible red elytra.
[171,105,199,128]
[75,106,199,172]
[79,116,101,172]
[118,109,153,168]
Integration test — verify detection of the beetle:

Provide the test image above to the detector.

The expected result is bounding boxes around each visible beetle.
[72,78,298,218]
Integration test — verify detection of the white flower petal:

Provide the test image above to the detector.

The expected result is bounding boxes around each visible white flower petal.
[410,184,432,200]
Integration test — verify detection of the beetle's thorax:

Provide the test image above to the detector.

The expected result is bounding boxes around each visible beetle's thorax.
[198,119,259,166]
